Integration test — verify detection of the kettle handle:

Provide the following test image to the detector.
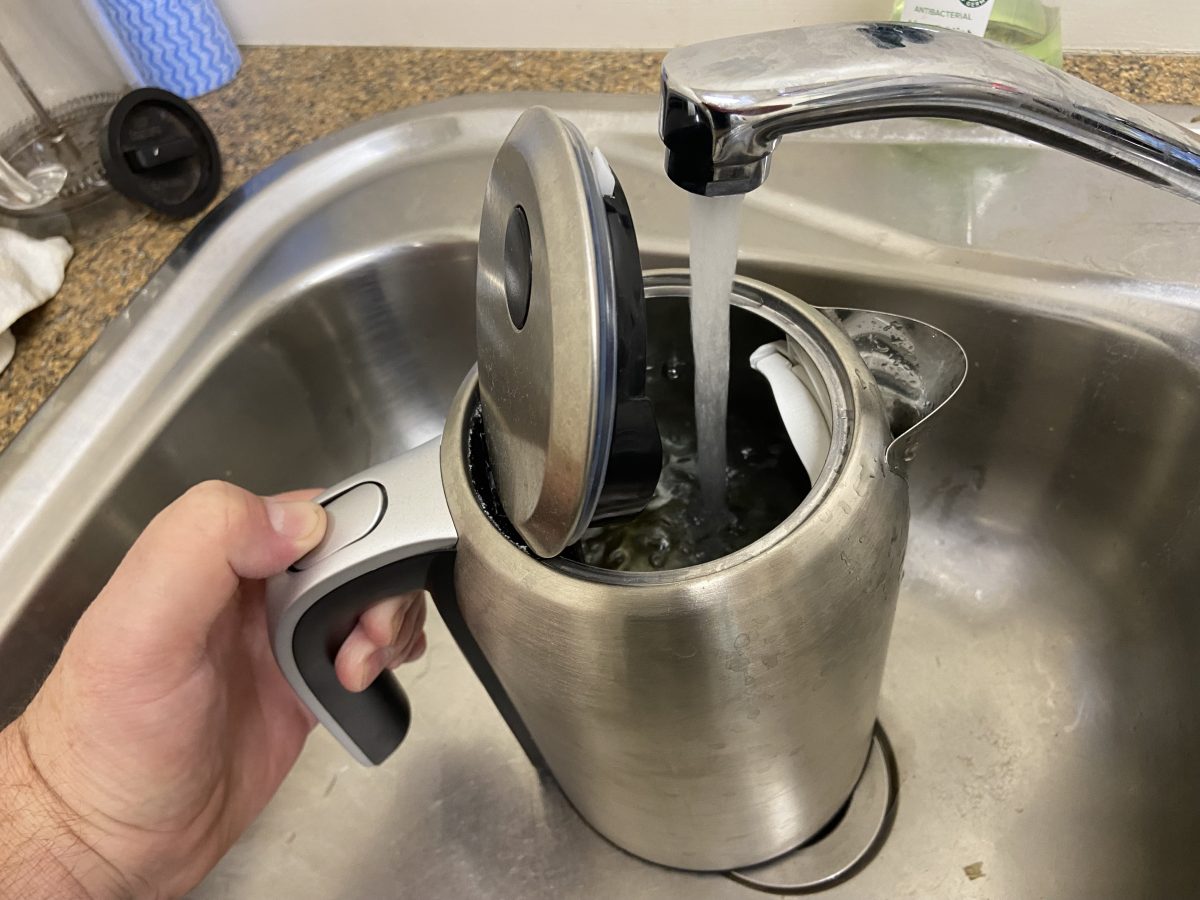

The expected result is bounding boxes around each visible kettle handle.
[266,437,458,766]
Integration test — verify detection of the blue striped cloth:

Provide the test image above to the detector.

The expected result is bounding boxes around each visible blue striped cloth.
[93,0,241,98]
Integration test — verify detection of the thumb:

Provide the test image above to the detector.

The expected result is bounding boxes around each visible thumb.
[91,480,326,651]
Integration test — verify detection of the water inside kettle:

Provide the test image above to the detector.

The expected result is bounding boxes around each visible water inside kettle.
[467,297,813,573]
[568,299,810,572]
[571,361,807,571]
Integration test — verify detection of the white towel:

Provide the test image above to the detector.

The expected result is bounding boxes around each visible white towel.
[0,228,73,373]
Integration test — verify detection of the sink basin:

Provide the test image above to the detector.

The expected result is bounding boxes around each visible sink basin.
[3,93,1200,898]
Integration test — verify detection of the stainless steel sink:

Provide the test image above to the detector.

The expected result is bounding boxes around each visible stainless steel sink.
[3,93,1200,898]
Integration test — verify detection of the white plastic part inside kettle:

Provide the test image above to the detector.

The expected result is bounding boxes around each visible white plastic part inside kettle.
[750,340,832,483]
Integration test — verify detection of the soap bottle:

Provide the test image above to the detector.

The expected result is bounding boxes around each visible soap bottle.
[891,0,1063,67]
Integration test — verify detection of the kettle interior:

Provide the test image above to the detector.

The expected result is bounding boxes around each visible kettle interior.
[463,285,842,575]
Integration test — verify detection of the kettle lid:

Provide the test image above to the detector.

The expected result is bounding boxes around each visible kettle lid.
[476,107,662,558]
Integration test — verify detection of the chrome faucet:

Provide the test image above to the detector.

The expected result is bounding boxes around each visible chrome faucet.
[659,22,1200,201]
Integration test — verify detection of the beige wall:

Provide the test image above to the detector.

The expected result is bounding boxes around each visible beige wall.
[216,0,1200,52]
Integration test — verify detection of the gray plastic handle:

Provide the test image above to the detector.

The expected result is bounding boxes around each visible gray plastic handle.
[266,437,458,765]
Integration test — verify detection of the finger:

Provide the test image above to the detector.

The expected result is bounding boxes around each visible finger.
[91,481,326,655]
[269,488,324,502]
[398,631,427,666]
[335,615,428,692]
[334,621,386,692]
[356,591,425,648]
[334,593,426,692]
[392,598,427,662]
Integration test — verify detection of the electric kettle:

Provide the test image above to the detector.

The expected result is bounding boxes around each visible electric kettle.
[266,106,967,871]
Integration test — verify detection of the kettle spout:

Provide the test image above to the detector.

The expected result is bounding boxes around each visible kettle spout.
[822,308,967,476]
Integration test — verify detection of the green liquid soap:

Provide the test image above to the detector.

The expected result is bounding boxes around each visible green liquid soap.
[892,0,1063,67]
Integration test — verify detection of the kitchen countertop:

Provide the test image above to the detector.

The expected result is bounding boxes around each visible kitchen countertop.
[1,46,1198,455]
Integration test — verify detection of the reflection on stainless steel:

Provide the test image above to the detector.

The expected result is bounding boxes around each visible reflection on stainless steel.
[2,94,1200,896]
[660,22,1200,199]
[727,725,898,893]
[821,307,967,474]
[475,106,618,558]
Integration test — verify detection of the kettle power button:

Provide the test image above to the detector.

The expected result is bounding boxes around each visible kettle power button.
[291,482,386,571]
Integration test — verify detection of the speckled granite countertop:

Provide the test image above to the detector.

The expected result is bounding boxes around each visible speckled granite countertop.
[1,46,1198,454]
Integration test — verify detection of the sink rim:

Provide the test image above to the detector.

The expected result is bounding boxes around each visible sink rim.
[4,89,1200,653]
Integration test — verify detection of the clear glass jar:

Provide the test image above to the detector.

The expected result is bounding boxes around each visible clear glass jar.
[0,0,144,240]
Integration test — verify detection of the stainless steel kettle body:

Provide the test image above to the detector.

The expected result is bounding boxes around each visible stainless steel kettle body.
[267,271,966,872]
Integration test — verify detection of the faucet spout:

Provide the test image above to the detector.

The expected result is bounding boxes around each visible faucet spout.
[660,22,1200,200]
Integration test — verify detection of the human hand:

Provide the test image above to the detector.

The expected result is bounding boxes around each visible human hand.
[0,481,427,899]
